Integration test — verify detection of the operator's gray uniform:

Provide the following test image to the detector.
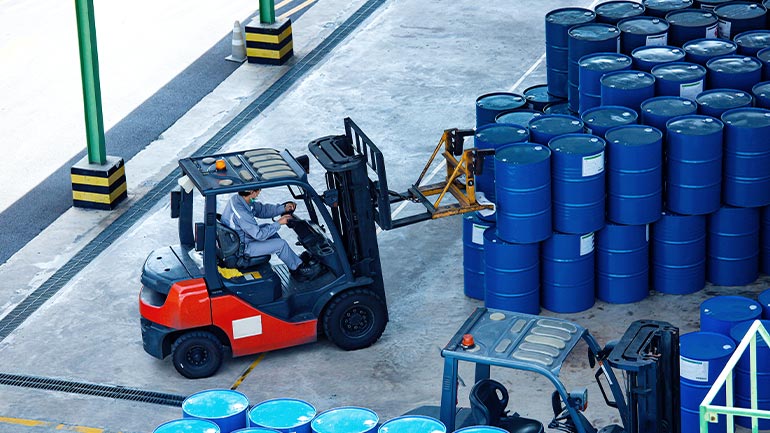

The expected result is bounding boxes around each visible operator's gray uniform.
[221,195,302,270]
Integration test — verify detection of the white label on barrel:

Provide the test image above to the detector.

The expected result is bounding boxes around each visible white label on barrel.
[232,315,263,339]
[680,356,709,382]
[706,23,718,39]
[472,224,486,245]
[680,81,703,101]
[582,152,604,177]
[718,20,731,39]
[580,233,594,256]
[646,33,667,46]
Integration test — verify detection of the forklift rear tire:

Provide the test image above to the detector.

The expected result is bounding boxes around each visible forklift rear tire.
[171,331,224,379]
[323,288,387,351]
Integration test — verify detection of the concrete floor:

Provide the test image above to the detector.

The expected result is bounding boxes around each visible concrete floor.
[0,0,768,432]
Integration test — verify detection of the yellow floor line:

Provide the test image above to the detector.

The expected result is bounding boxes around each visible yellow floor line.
[0,416,105,433]
[231,353,266,390]
[277,0,317,21]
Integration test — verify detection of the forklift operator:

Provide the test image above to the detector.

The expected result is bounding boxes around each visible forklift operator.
[221,189,320,281]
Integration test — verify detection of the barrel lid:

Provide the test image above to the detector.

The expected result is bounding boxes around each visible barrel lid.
[714,2,767,20]
[475,124,529,147]
[595,1,646,20]
[311,407,379,433]
[529,114,584,134]
[665,9,718,26]
[618,16,669,34]
[549,133,606,154]
[495,143,551,164]
[579,52,633,71]
[543,101,572,115]
[546,7,596,25]
[601,70,656,89]
[734,30,770,49]
[378,416,446,433]
[249,398,316,429]
[495,110,543,126]
[582,105,638,127]
[683,38,737,56]
[643,0,693,13]
[696,89,753,109]
[753,81,770,99]
[651,62,706,81]
[759,47,770,62]
[702,296,762,323]
[679,331,735,360]
[632,46,685,63]
[730,320,770,348]
[698,0,733,7]
[183,389,250,419]
[523,84,560,104]
[722,107,770,128]
[476,92,526,110]
[666,115,723,135]
[568,23,620,41]
[605,125,663,145]
[155,419,221,433]
[642,96,697,117]
[707,55,763,73]
[234,429,282,433]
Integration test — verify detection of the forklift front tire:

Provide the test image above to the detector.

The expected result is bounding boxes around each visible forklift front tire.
[171,331,224,379]
[323,288,387,351]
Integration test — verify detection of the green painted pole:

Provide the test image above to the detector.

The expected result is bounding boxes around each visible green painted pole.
[74,0,107,165]
[259,0,276,24]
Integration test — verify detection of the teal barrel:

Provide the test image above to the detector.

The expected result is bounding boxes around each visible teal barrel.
[155,419,221,433]
[462,212,494,300]
[542,232,596,313]
[665,9,718,46]
[578,52,633,114]
[249,398,316,433]
[476,93,527,127]
[311,407,378,433]
[729,320,770,429]
[721,107,770,207]
[596,222,649,304]
[701,295,761,336]
[473,123,529,203]
[651,212,706,295]
[378,416,445,433]
[483,228,540,314]
[582,105,638,138]
[595,1,646,25]
[617,16,669,55]
[707,206,760,286]
[546,8,597,99]
[695,89,753,118]
[651,62,706,99]
[183,389,250,433]
[682,38,737,66]
[706,55,763,92]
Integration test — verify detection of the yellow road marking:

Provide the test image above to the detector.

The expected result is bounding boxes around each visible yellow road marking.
[0,416,105,433]
[278,0,317,21]
[231,353,266,390]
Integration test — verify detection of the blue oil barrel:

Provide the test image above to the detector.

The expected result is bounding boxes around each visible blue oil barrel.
[568,23,621,113]
[155,419,221,433]
[542,232,596,313]
[761,287,770,318]
[706,55,763,92]
[596,222,649,303]
[476,93,527,127]
[695,0,732,9]
[578,52,633,114]
[494,143,552,243]
[235,429,282,433]
[701,296,761,335]
[311,407,378,433]
[665,9,719,46]
[665,115,723,215]
[651,212,706,294]
[474,123,529,202]
[377,416,446,433]
[754,81,770,108]
[641,97,698,139]
[764,207,770,277]
[695,89,754,117]
[543,101,573,115]
[582,105,639,138]
[759,47,770,81]
[183,390,250,433]
[722,107,770,207]
[730,319,770,429]
[248,399,316,433]
[617,16,669,55]
[734,30,770,56]
[495,110,543,128]
[683,38,737,66]
[631,45,686,72]
[600,70,656,116]
[595,1,646,25]
[605,125,663,225]
[643,0,693,18]
[714,1,767,40]
[463,213,494,301]
[483,228,540,314]
[651,62,706,99]
[548,134,606,234]
[679,331,735,433]
[523,84,561,112]
[528,114,584,145]
[546,8,597,99]
[707,206,760,286]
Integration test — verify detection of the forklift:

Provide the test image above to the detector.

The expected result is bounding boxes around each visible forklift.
[139,118,492,378]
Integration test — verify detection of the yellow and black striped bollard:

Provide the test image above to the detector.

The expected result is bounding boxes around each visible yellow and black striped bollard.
[70,155,127,210]
[244,18,294,65]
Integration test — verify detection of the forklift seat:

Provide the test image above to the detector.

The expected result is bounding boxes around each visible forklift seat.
[215,222,270,269]
[469,379,544,433]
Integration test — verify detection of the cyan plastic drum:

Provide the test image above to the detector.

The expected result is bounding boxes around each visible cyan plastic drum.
[235,429,282,433]
[640,97,698,138]
[541,232,596,313]
[651,212,706,294]
[695,89,753,117]
[155,419,221,433]
[578,52,633,114]
[568,23,621,113]
[183,390,250,433]
[617,16,669,55]
[665,115,723,215]
[546,8,597,99]
[473,123,530,202]
[665,9,719,46]
[651,62,706,99]
[601,70,656,116]
[476,93,527,127]
[595,1,646,24]
[753,81,770,109]
[680,332,735,433]
[682,38,737,66]
[761,287,770,318]
[378,416,445,433]
[701,296,762,335]
[759,47,770,81]
[483,228,540,314]
[734,30,770,56]
[714,1,767,40]
[764,206,770,277]
[523,84,561,112]
[729,320,770,429]
[528,114,584,145]
[311,407,378,433]
[463,213,494,301]
[548,134,606,234]
[581,105,638,138]
[631,45,685,72]
[707,206,760,286]
[643,0,693,18]
[495,110,543,128]
[494,143,552,243]
[721,107,770,207]
[248,399,316,433]
[605,125,663,225]
[706,55,763,92]
[596,222,649,304]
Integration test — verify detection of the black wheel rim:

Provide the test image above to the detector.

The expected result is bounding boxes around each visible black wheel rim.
[186,345,209,367]
[341,305,373,338]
